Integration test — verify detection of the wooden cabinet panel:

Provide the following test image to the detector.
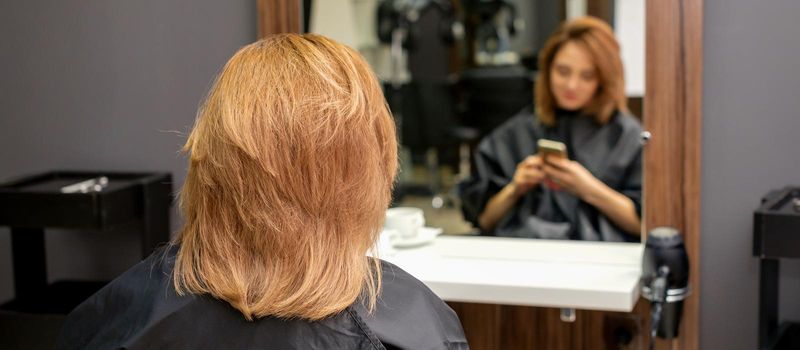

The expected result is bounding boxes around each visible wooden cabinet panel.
[448,300,649,350]
[447,302,501,349]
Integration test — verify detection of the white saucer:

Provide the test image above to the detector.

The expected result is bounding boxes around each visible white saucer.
[391,227,443,249]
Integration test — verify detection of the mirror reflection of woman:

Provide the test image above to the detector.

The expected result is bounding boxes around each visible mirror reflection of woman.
[460,16,643,242]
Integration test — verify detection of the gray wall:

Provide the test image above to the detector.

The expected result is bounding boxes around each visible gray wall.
[702,0,800,348]
[0,1,255,303]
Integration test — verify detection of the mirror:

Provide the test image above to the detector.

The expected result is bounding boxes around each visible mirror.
[307,0,645,242]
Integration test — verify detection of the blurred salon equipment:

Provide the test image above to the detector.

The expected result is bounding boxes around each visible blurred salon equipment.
[0,170,172,349]
[457,0,533,152]
[377,0,463,203]
[753,187,800,350]
[374,0,535,211]
[463,0,524,66]
[641,227,690,348]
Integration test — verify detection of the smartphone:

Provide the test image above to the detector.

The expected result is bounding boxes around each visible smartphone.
[537,139,567,161]
[537,139,567,191]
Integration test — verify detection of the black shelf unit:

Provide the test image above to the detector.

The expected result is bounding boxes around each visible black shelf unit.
[0,170,172,347]
[754,186,800,350]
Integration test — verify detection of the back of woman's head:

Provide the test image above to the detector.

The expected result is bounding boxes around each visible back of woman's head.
[174,34,398,321]
[536,16,627,126]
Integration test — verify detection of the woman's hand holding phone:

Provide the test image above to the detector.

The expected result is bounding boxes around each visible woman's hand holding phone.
[510,139,603,199]
[511,155,545,196]
[542,156,603,200]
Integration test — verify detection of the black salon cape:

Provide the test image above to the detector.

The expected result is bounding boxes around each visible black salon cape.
[55,247,468,350]
[460,106,643,242]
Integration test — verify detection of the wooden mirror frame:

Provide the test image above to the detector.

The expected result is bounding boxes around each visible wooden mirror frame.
[644,0,702,348]
[257,0,703,348]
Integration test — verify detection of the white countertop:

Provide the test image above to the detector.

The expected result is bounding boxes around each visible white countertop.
[380,235,643,312]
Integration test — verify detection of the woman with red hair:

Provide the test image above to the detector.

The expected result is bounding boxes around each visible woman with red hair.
[461,17,643,242]
[56,34,467,350]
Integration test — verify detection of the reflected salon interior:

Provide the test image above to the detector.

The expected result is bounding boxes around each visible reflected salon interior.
[2,0,800,349]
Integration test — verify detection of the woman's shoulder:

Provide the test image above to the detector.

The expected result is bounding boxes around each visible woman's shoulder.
[55,246,187,349]
[612,111,643,133]
[57,248,384,349]
[353,260,469,349]
[57,250,466,349]
[477,106,539,153]
[374,260,452,310]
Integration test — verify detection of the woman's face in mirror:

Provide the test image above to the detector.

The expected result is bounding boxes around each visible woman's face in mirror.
[549,41,599,111]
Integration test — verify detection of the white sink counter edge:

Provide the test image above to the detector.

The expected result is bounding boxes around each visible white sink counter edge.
[380,235,643,312]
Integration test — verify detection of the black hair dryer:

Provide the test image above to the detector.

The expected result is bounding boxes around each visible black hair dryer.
[641,227,690,341]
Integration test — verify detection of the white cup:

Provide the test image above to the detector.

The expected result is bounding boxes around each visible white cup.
[384,207,425,240]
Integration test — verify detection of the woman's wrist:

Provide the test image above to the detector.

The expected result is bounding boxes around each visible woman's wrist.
[580,178,611,206]
[506,181,526,199]
[480,182,523,232]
